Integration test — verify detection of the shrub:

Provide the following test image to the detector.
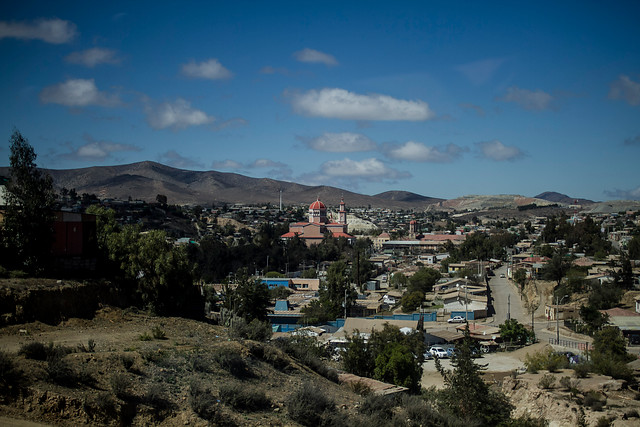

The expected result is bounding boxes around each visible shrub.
[0,351,26,395]
[77,339,96,353]
[19,342,50,360]
[584,391,605,411]
[347,380,372,396]
[524,348,567,373]
[152,326,167,340]
[573,363,590,378]
[247,342,290,371]
[559,376,572,390]
[189,381,219,421]
[594,415,612,426]
[538,373,556,389]
[358,393,394,421]
[213,349,253,379]
[139,332,153,341]
[121,354,135,371]
[84,391,118,422]
[110,373,131,399]
[286,382,335,426]
[219,383,271,411]
[229,318,272,342]
[145,383,173,413]
[46,356,78,387]
[191,353,214,373]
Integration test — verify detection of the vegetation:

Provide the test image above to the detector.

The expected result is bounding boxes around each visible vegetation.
[499,319,534,345]
[1,130,56,274]
[435,326,514,425]
[343,324,425,393]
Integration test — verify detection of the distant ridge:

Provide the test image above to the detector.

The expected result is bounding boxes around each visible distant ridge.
[374,190,443,204]
[0,161,441,210]
[534,191,595,205]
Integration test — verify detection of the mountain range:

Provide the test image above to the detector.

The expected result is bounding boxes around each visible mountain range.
[0,161,607,211]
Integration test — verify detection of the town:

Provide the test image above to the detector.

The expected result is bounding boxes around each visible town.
[2,134,640,425]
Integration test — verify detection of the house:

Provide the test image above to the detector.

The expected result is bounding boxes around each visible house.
[281,198,354,247]
[599,307,640,341]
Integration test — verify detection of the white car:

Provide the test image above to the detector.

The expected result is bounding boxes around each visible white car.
[447,315,466,323]
[429,346,448,358]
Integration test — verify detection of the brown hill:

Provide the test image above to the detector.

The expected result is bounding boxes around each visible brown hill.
[0,161,442,209]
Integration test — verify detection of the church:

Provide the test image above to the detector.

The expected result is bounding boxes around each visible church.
[281,198,355,246]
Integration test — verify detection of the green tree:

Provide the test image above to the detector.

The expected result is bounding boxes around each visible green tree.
[407,267,441,294]
[542,251,571,289]
[400,291,424,313]
[107,226,203,317]
[389,272,408,289]
[342,324,424,393]
[499,319,533,345]
[2,130,56,273]
[319,261,356,319]
[226,272,270,322]
[436,326,514,425]
[513,268,527,292]
[579,304,608,334]
[590,326,635,380]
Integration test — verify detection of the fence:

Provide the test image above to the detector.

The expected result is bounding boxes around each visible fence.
[548,338,593,352]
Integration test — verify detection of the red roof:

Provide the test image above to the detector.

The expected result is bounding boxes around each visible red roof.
[331,232,354,238]
[280,232,299,238]
[309,199,326,209]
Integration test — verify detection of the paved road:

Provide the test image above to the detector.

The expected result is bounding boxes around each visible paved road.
[487,265,525,326]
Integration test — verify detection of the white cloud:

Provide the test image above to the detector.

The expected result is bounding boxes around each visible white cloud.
[212,159,244,170]
[260,65,288,75]
[385,141,467,162]
[65,48,121,68]
[61,133,140,161]
[181,59,233,80]
[289,88,435,121]
[144,98,214,130]
[321,157,408,180]
[0,18,77,44]
[499,86,553,110]
[604,186,640,201]
[455,58,505,85]
[609,75,640,106]
[212,158,292,180]
[293,48,338,66]
[40,78,120,107]
[476,140,524,161]
[159,150,204,169]
[303,132,376,152]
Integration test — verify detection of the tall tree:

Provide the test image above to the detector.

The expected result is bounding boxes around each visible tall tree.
[2,130,56,273]
[436,326,513,425]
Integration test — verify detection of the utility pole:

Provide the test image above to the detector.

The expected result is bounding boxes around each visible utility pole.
[507,294,511,321]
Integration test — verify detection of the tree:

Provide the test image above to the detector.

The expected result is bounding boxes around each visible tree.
[389,272,408,289]
[590,326,635,380]
[155,194,167,206]
[542,250,571,289]
[225,272,271,322]
[319,261,356,319]
[342,323,424,393]
[407,267,441,294]
[436,326,513,425]
[513,268,527,292]
[107,226,203,317]
[2,130,56,273]
[628,235,640,260]
[579,305,608,335]
[499,319,533,345]
[400,291,424,313]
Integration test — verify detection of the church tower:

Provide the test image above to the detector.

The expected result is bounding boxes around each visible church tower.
[338,197,347,225]
[309,199,328,224]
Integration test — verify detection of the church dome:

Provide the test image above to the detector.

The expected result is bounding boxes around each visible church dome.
[309,199,326,210]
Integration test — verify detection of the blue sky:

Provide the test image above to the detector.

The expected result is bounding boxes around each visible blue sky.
[1,1,639,201]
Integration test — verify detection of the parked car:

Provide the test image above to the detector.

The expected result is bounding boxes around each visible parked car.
[429,346,448,358]
[446,347,457,358]
[500,273,506,278]
[448,315,466,323]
